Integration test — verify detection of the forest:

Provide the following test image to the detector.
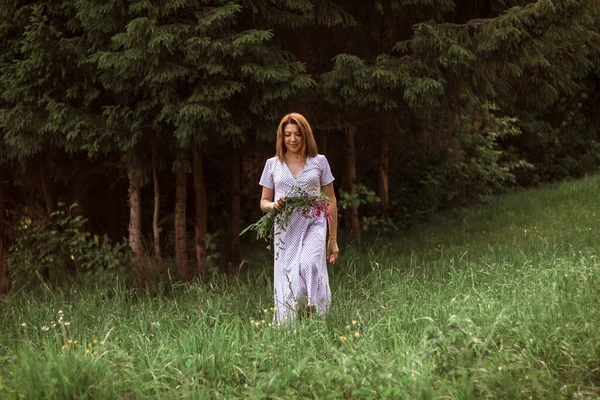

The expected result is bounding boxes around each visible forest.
[1,0,599,292]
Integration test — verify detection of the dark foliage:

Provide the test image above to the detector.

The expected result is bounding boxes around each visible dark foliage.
[0,0,598,286]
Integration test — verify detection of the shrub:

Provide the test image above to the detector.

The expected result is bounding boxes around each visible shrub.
[8,203,131,284]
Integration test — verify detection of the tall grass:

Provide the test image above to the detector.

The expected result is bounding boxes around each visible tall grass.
[1,176,599,398]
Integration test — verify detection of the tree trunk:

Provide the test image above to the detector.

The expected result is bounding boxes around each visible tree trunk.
[174,160,188,279]
[318,131,327,155]
[193,152,207,276]
[40,167,55,216]
[39,163,53,281]
[0,175,10,294]
[70,177,86,219]
[346,127,361,242]
[152,144,162,262]
[104,186,120,240]
[378,129,390,208]
[127,168,143,267]
[228,151,241,270]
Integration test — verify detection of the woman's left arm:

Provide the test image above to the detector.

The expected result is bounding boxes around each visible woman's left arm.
[322,183,339,264]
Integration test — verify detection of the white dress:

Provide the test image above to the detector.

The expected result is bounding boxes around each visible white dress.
[259,154,335,323]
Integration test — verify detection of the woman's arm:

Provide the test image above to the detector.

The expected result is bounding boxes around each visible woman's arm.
[260,187,284,212]
[322,183,339,264]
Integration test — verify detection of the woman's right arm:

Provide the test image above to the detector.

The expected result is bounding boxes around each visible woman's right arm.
[260,187,284,212]
[260,187,274,212]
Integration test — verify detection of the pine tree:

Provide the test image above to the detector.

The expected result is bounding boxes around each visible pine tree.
[393,0,599,113]
[1,0,598,285]
[0,160,9,294]
[0,0,102,280]
[313,0,600,226]
[77,0,316,275]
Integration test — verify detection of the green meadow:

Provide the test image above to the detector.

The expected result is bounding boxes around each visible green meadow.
[1,175,599,399]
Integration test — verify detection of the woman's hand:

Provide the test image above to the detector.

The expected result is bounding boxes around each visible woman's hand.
[272,196,285,211]
[327,237,339,264]
[260,187,284,212]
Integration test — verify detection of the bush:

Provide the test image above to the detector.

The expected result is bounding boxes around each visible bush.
[8,203,131,284]
[387,112,528,227]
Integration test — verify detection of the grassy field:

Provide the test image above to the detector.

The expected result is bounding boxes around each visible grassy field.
[1,176,599,399]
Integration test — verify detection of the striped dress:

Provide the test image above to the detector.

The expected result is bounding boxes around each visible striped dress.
[259,154,335,323]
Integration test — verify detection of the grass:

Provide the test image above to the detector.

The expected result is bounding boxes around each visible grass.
[1,175,600,398]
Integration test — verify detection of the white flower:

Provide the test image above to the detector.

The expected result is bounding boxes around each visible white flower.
[21,323,27,328]
[41,326,49,332]
[64,321,70,327]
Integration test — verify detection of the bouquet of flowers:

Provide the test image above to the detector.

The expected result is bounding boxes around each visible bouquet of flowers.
[240,186,331,249]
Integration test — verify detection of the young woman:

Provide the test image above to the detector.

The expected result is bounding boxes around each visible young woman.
[259,113,339,323]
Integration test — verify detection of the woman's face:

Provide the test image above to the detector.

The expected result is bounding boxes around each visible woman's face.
[283,123,303,154]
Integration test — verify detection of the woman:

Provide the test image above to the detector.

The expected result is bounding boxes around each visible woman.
[259,112,339,323]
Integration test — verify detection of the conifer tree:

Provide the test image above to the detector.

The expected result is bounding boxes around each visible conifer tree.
[314,0,600,226]
[0,3,15,293]
[1,0,598,284]
[0,0,101,280]
[78,0,315,275]
[0,161,9,294]
[222,5,316,267]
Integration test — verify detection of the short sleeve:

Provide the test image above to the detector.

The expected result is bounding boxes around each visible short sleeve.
[259,158,275,189]
[319,155,335,186]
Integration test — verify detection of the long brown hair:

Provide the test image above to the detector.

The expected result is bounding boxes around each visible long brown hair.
[275,113,318,162]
